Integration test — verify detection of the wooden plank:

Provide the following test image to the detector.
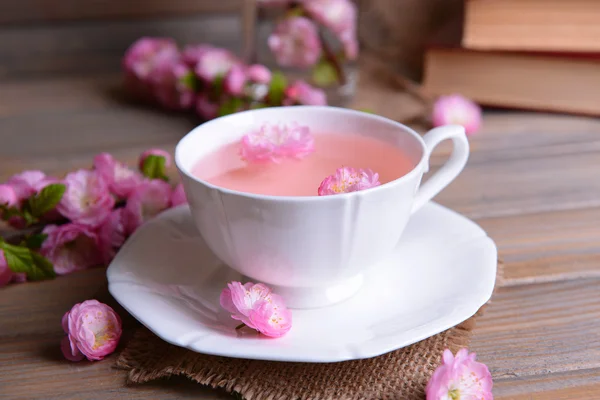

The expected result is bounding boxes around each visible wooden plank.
[0,0,241,25]
[472,279,600,379]
[0,15,240,79]
[477,207,600,285]
[0,269,231,399]
[494,368,600,399]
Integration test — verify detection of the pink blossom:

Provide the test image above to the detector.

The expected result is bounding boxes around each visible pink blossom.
[122,37,179,81]
[220,281,292,338]
[224,65,247,95]
[432,95,482,136]
[0,251,12,287]
[97,209,126,265]
[7,170,47,201]
[93,153,143,199]
[284,80,327,105]
[304,0,358,60]
[170,183,188,207]
[268,17,322,68]
[148,58,195,110]
[196,95,219,120]
[57,170,115,227]
[194,48,241,82]
[123,179,172,234]
[318,167,380,195]
[61,300,122,361]
[240,122,315,164]
[426,348,493,400]
[246,64,272,84]
[181,44,216,67]
[41,223,102,275]
[0,184,18,208]
[138,148,172,170]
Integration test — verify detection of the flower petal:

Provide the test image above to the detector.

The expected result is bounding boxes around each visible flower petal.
[61,336,85,362]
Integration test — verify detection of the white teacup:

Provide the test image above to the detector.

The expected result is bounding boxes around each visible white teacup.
[176,106,469,308]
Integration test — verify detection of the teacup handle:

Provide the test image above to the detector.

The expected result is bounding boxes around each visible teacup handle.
[411,125,470,214]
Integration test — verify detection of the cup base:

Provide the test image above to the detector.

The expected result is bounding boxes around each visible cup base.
[247,274,364,309]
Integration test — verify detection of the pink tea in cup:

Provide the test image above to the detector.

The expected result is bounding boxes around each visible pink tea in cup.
[192,129,413,197]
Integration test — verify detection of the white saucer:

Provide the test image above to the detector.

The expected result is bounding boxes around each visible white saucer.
[107,203,497,363]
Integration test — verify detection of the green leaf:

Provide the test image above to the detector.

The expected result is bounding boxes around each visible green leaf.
[0,240,56,281]
[25,233,48,250]
[267,71,288,106]
[0,240,33,273]
[141,155,168,181]
[30,252,56,281]
[28,183,66,218]
[357,108,375,114]
[285,7,305,18]
[180,71,198,92]
[218,97,244,117]
[211,74,225,100]
[21,209,37,225]
[249,102,268,110]
[312,59,339,87]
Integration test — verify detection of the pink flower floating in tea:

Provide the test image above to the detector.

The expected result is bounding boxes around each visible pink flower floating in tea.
[220,281,292,338]
[426,348,493,400]
[318,166,381,196]
[61,300,122,361]
[240,122,315,163]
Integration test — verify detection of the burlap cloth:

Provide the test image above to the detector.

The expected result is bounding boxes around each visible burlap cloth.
[116,262,504,400]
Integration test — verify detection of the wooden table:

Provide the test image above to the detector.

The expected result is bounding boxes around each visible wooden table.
[1,70,600,399]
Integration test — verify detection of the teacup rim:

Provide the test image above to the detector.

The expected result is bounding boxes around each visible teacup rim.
[175,105,428,202]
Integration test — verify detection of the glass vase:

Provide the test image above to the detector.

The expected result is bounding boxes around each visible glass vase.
[242,0,358,107]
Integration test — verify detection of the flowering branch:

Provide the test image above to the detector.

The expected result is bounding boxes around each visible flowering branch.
[0,149,188,287]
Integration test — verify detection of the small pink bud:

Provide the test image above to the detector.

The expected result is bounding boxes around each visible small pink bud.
[224,65,247,95]
[0,184,18,208]
[138,149,172,170]
[246,64,272,84]
[432,95,482,136]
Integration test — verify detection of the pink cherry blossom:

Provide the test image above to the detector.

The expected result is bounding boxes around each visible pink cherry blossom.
[426,348,493,400]
[57,170,115,227]
[318,167,381,195]
[138,148,172,170]
[268,17,322,68]
[196,94,219,120]
[224,65,247,95]
[61,299,122,361]
[240,122,315,164]
[97,209,126,265]
[304,0,358,60]
[0,251,12,287]
[122,37,179,81]
[194,47,241,82]
[170,183,188,207]
[246,64,272,84]
[181,44,216,68]
[94,153,143,199]
[220,281,292,338]
[432,95,482,136]
[284,80,327,106]
[7,170,47,201]
[41,223,102,275]
[0,184,18,208]
[148,58,195,110]
[123,179,172,234]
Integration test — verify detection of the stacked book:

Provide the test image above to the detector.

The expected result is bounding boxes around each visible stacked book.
[422,0,600,116]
